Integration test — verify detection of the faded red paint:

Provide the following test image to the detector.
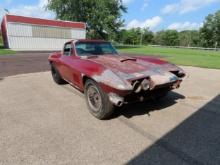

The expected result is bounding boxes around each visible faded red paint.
[135,56,167,65]
[48,40,185,103]
[5,14,86,29]
[90,55,146,73]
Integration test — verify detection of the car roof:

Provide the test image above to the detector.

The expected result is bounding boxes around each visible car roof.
[69,39,109,43]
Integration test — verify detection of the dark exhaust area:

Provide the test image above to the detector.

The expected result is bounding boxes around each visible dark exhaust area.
[170,71,185,78]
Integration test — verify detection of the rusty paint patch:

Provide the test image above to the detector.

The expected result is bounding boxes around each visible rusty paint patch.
[92,69,133,90]
[87,54,185,92]
[150,72,179,89]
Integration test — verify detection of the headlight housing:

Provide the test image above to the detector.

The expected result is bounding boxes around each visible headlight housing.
[141,79,150,91]
[132,81,142,93]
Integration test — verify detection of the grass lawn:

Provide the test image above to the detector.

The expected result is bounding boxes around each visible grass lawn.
[0,45,16,55]
[118,46,220,69]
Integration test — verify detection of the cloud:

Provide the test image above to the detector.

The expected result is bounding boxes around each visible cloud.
[122,0,134,5]
[162,0,220,14]
[167,22,203,31]
[9,0,55,19]
[126,16,162,30]
[162,4,179,14]
[141,0,149,11]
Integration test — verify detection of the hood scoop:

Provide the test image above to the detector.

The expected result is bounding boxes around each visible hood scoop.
[120,58,137,62]
[88,55,146,74]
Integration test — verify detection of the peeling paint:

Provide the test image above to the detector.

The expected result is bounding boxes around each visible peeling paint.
[89,55,184,92]
[92,69,133,90]
[49,40,186,107]
[150,72,179,89]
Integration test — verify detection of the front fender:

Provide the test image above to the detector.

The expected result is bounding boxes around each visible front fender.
[92,69,133,91]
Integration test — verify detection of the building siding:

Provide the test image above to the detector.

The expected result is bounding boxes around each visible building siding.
[32,26,72,39]
[7,23,33,37]
[1,15,86,50]
[8,37,74,50]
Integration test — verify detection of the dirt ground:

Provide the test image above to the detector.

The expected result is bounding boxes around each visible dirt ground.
[0,53,220,164]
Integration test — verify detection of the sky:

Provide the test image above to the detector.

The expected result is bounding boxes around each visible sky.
[0,0,220,31]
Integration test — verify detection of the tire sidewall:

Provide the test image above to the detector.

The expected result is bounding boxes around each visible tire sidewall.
[51,63,65,84]
[84,79,114,119]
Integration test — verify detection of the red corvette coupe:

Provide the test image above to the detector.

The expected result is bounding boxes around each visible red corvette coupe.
[48,39,185,119]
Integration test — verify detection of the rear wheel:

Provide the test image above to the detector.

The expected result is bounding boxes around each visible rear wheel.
[50,63,66,84]
[84,79,114,120]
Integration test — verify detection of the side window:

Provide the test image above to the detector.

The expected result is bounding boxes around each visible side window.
[63,43,72,56]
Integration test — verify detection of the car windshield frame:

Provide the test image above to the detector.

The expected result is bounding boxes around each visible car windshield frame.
[75,41,118,56]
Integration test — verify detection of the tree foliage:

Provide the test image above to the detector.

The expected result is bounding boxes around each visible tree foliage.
[179,30,200,47]
[116,28,153,45]
[152,30,179,46]
[118,29,202,47]
[47,2,220,48]
[200,11,220,48]
[118,10,220,48]
[47,0,126,39]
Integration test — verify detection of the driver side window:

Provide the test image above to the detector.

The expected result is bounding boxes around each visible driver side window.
[63,43,72,56]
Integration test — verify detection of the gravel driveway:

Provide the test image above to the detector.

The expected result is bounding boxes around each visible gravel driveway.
[0,53,220,164]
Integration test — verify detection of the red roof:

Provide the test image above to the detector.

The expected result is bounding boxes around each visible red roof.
[5,14,86,29]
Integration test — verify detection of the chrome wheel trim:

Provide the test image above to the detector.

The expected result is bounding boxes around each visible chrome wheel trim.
[87,85,102,112]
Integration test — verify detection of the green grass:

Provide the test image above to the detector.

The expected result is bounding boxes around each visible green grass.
[118,46,220,69]
[0,44,16,55]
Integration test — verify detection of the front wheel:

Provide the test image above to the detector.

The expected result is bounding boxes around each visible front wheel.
[50,63,66,84]
[84,79,114,120]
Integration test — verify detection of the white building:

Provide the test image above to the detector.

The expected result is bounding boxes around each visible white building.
[1,14,86,51]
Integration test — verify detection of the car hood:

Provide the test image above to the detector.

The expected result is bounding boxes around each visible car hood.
[88,55,175,77]
[86,55,184,91]
[88,55,161,72]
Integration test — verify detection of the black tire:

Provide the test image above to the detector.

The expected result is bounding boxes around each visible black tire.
[50,63,66,84]
[84,79,114,120]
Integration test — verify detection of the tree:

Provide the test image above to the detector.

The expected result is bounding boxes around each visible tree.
[153,31,166,45]
[141,28,154,45]
[200,10,220,48]
[179,30,200,47]
[122,28,140,45]
[47,0,126,40]
[116,28,153,45]
[164,30,179,46]
[153,30,179,46]
[200,14,215,47]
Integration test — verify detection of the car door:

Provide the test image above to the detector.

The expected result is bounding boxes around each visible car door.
[59,42,83,88]
[59,42,74,82]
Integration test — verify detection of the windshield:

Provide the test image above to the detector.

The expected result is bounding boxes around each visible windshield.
[75,42,118,56]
